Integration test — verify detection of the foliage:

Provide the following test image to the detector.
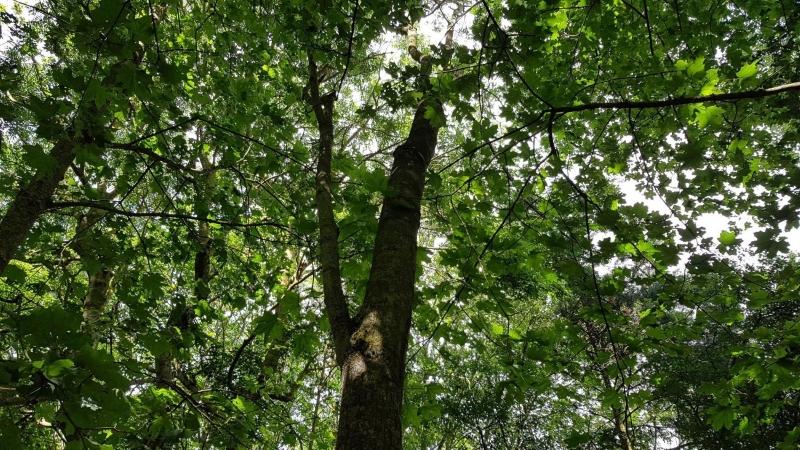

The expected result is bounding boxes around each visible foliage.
[0,0,798,448]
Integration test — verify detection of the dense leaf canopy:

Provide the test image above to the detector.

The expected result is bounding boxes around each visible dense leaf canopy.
[1,0,799,448]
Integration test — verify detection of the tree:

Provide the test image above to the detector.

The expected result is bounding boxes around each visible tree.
[1,0,799,449]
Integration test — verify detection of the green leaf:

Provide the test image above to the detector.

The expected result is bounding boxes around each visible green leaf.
[709,406,736,430]
[85,79,110,108]
[674,59,689,71]
[23,144,56,175]
[645,327,666,340]
[43,359,74,379]
[77,347,129,389]
[279,291,301,318]
[489,322,504,336]
[34,402,57,423]
[158,62,183,85]
[19,307,81,346]
[687,57,705,76]
[253,312,278,337]
[92,0,126,26]
[718,231,736,246]
[695,105,724,128]
[0,419,23,450]
[232,396,247,412]
[260,65,277,78]
[141,334,171,356]
[736,62,758,80]
[418,404,442,421]
[142,272,166,295]
[753,228,789,256]
[2,263,27,284]
[565,431,592,447]
[402,405,420,428]
[423,105,446,128]
[545,11,568,32]
[701,69,720,96]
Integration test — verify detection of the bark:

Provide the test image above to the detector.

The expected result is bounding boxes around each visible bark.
[0,47,154,274]
[307,53,354,366]
[154,221,211,385]
[156,171,214,385]
[0,139,77,273]
[579,317,635,450]
[307,26,445,444]
[194,221,212,299]
[0,54,139,274]
[612,406,635,450]
[82,269,113,324]
[72,207,115,341]
[335,99,442,450]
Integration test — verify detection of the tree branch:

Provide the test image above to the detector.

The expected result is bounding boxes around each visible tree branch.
[307,50,353,365]
[336,0,359,94]
[438,82,798,178]
[550,81,800,114]
[123,115,199,146]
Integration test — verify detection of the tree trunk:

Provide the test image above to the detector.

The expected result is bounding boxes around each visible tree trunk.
[0,139,76,273]
[0,52,140,274]
[578,316,635,450]
[155,171,214,389]
[612,406,635,450]
[335,100,441,449]
[71,184,117,341]
[155,221,211,385]
[306,43,443,447]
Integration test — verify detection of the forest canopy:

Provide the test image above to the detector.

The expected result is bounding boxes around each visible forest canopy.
[0,0,799,448]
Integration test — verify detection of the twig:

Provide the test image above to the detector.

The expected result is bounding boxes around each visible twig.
[336,0,360,94]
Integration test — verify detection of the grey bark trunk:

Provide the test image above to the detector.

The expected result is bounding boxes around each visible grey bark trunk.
[311,91,355,363]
